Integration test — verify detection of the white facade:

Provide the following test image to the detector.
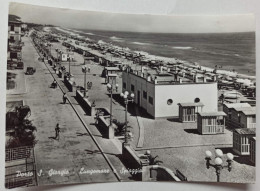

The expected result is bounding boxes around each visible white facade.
[8,23,22,42]
[122,71,218,118]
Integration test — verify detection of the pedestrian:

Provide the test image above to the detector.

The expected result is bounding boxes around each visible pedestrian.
[55,123,61,140]
[63,93,67,104]
[52,80,57,88]
[88,67,90,73]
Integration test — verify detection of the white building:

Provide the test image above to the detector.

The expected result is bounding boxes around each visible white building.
[122,68,218,118]
[8,20,22,42]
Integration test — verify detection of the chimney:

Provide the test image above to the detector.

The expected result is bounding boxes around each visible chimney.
[167,68,171,72]
[203,76,207,83]
[212,75,217,82]
[147,75,151,82]
[141,66,144,73]
[194,75,198,83]
[160,66,163,72]
[179,78,182,83]
[154,77,158,84]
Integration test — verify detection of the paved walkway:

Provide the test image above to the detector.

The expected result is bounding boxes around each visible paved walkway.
[50,41,141,149]
[6,36,134,186]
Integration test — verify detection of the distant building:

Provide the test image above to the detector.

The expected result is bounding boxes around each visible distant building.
[249,137,256,165]
[122,68,218,118]
[21,23,28,32]
[8,16,22,43]
[8,15,22,60]
[197,112,226,134]
[233,128,256,155]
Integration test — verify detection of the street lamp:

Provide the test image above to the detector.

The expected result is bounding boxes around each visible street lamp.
[120,91,134,144]
[107,83,119,126]
[82,65,89,97]
[205,149,234,182]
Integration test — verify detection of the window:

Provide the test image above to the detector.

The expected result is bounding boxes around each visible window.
[123,82,126,89]
[10,25,14,31]
[149,96,153,105]
[131,84,135,92]
[194,98,200,103]
[143,91,147,99]
[208,118,212,125]
[167,99,173,105]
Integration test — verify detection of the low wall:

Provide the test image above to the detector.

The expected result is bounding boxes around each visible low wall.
[75,90,95,116]
[96,116,115,139]
[64,77,74,92]
[142,165,181,182]
[122,145,143,180]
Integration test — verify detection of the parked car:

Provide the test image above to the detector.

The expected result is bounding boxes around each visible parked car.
[16,62,24,70]
[25,67,36,75]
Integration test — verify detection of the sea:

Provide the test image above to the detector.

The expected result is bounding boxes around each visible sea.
[57,27,255,76]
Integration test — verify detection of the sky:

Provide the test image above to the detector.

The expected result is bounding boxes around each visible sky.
[9,2,255,33]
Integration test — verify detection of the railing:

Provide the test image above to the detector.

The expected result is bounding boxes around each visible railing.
[6,146,33,162]
[248,123,256,128]
[182,114,196,122]
[5,146,37,188]
[204,125,224,134]
[241,144,250,155]
[5,176,34,189]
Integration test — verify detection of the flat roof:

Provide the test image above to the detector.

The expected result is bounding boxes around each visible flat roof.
[105,67,120,71]
[234,128,256,135]
[241,107,256,116]
[224,103,251,109]
[178,102,204,107]
[232,106,254,112]
[198,111,226,117]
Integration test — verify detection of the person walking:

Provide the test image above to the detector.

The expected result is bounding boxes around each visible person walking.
[63,93,68,104]
[55,123,61,140]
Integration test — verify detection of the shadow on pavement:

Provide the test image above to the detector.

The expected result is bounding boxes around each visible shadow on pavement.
[167,117,181,123]
[184,129,200,135]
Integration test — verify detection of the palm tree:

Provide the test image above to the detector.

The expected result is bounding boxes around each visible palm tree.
[6,106,37,148]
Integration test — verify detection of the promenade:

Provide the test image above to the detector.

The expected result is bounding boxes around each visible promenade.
[8,31,254,185]
[47,36,255,183]
[6,36,134,186]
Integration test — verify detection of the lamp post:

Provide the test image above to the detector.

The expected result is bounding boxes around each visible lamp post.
[82,65,88,97]
[205,149,234,182]
[67,48,71,76]
[107,83,119,126]
[120,91,134,144]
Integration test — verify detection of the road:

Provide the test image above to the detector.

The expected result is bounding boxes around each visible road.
[6,35,134,186]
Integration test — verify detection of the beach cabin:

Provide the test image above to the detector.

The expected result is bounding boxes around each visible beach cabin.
[103,67,121,83]
[249,137,256,165]
[229,106,255,129]
[223,103,251,128]
[233,128,256,156]
[197,112,226,134]
[239,107,256,129]
[107,73,118,85]
[178,102,204,122]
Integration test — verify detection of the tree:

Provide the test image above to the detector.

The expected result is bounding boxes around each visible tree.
[6,106,37,148]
